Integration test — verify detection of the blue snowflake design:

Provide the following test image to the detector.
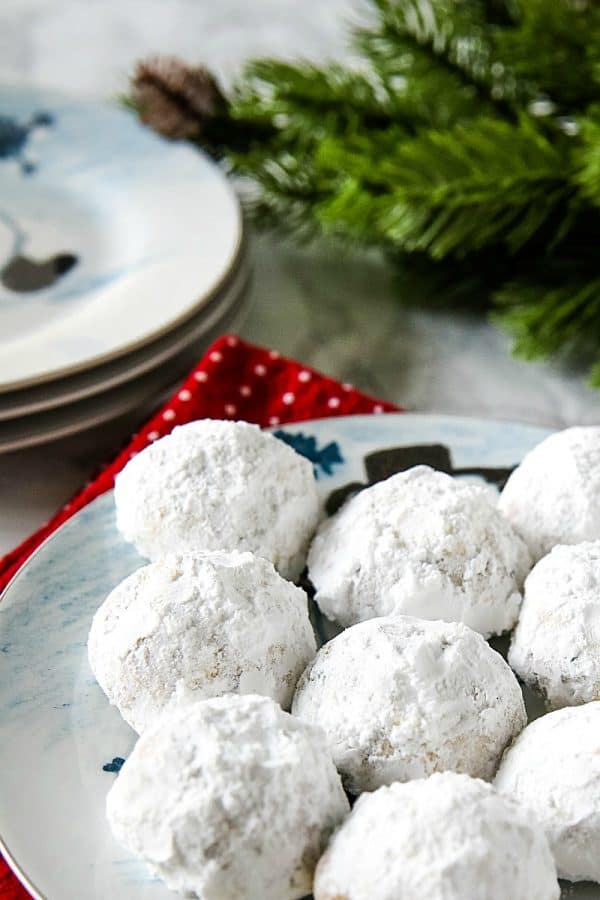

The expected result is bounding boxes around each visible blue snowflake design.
[274,430,344,478]
[0,110,53,175]
[103,756,126,774]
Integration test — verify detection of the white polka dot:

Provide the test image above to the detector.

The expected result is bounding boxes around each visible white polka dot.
[226,336,239,347]
[194,371,208,382]
[342,382,353,391]
[162,409,176,421]
[129,451,138,458]
[328,397,341,409]
[373,404,384,414]
[147,430,160,441]
[298,370,312,383]
[210,351,223,363]
[178,389,192,401]
[269,350,280,360]
[62,502,72,511]
[269,416,280,426]
[254,364,267,376]
[239,385,252,397]
[282,391,295,405]
[224,403,237,416]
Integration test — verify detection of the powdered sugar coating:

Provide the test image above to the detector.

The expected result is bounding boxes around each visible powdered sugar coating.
[509,542,600,709]
[106,694,350,899]
[114,419,320,580]
[88,551,316,733]
[292,616,526,794]
[314,772,559,900]
[308,466,530,638]
[495,703,600,883]
[498,426,600,562]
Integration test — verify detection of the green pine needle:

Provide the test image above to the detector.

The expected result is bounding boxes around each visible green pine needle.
[494,274,600,385]
[575,117,600,208]
[307,116,573,257]
[493,0,600,111]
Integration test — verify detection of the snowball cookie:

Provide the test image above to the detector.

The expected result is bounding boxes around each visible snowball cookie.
[107,694,350,899]
[88,551,316,733]
[308,466,530,638]
[509,541,600,709]
[499,426,600,562]
[114,419,320,579]
[314,772,559,900]
[495,703,600,882]
[292,616,526,794]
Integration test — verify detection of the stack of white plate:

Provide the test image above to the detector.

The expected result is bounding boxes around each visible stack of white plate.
[0,87,249,453]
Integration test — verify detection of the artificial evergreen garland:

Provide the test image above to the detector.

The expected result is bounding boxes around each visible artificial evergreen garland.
[130,0,600,385]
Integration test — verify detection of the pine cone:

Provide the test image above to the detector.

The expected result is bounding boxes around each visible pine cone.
[132,56,227,140]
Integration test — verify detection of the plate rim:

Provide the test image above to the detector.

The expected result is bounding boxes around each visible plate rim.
[0,268,252,453]
[0,246,251,422]
[0,836,44,900]
[0,412,556,900]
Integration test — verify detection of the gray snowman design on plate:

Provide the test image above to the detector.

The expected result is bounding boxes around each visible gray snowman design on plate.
[0,110,77,293]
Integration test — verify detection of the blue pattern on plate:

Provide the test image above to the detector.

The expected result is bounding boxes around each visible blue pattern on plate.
[103,757,126,774]
[273,430,344,477]
[0,110,53,173]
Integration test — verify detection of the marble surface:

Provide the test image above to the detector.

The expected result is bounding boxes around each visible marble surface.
[0,0,598,556]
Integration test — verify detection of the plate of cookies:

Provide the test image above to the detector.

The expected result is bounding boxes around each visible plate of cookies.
[1,413,599,900]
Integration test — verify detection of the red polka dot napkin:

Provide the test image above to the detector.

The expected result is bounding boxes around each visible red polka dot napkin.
[0,334,399,900]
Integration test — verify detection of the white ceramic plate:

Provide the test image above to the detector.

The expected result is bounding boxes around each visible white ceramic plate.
[0,261,250,452]
[0,250,250,423]
[0,414,595,899]
[0,87,242,391]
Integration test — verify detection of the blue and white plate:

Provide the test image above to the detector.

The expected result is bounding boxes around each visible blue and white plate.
[0,87,242,391]
[0,414,595,899]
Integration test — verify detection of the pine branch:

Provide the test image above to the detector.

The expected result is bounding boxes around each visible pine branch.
[229,148,337,239]
[494,274,600,386]
[493,0,600,112]
[353,28,491,126]
[367,0,492,82]
[230,61,397,136]
[314,116,574,257]
[359,0,600,126]
[354,0,517,120]
[574,117,600,208]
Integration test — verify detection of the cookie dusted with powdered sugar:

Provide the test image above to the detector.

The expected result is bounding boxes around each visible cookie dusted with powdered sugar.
[308,466,530,638]
[314,772,559,900]
[509,541,600,709]
[292,616,526,794]
[107,694,350,900]
[114,419,320,580]
[499,426,600,562]
[495,703,600,883]
[88,551,316,733]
